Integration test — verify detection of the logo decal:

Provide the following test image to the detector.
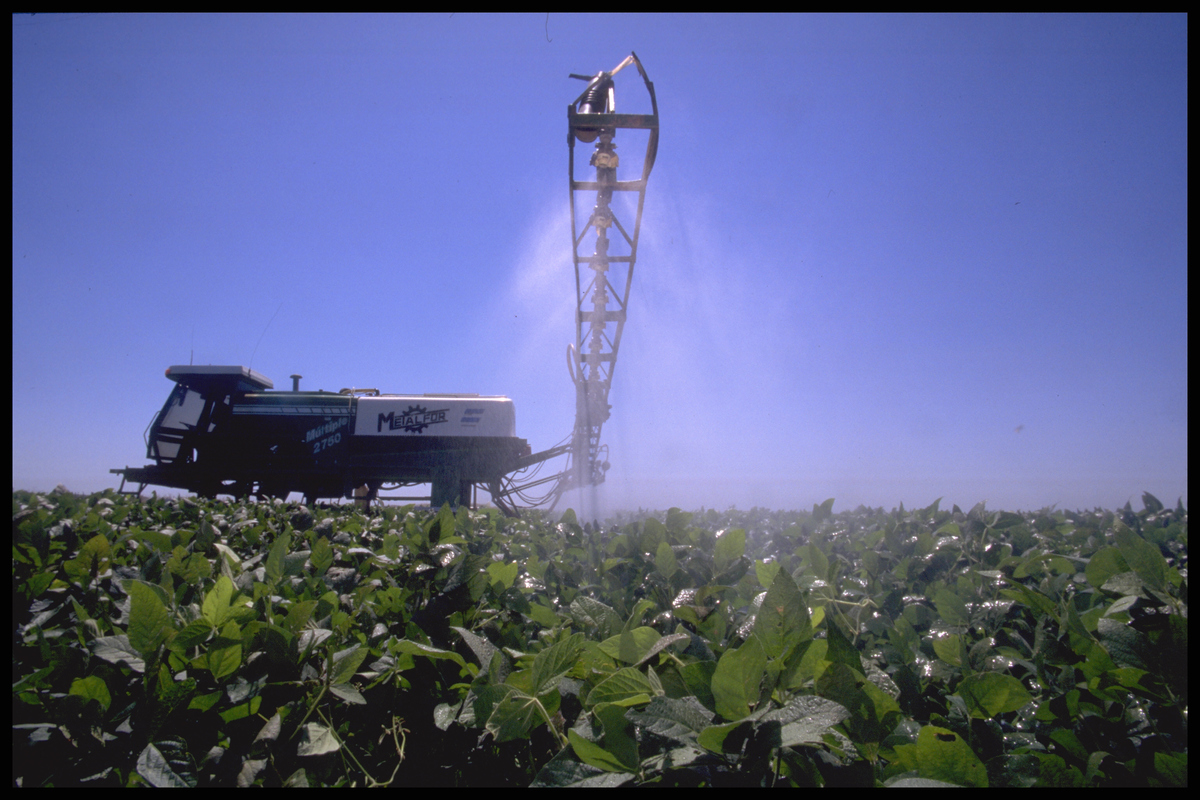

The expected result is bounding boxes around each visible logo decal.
[378,405,449,434]
[304,416,349,443]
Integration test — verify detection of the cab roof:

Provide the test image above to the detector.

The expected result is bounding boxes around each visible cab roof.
[165,365,274,393]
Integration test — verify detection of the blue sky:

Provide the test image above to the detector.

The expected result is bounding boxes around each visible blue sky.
[13,13,1187,515]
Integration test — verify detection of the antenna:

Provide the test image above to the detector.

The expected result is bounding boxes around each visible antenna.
[249,301,284,370]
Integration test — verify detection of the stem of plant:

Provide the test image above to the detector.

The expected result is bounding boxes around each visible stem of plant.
[292,681,328,737]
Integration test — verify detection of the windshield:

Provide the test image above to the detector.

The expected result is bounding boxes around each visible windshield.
[149,384,206,462]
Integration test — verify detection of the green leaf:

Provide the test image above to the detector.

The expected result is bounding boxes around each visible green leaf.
[991,511,1026,529]
[1152,751,1187,787]
[714,528,746,574]
[485,690,548,742]
[330,644,369,685]
[219,695,263,722]
[956,672,1033,718]
[891,725,987,787]
[532,751,625,787]
[137,740,197,787]
[698,719,753,754]
[392,639,468,672]
[453,626,499,674]
[463,683,510,727]
[711,633,767,721]
[282,599,318,632]
[254,712,282,744]
[69,675,112,712]
[133,528,175,554]
[598,626,662,666]
[641,632,690,665]
[824,615,864,676]
[528,603,560,629]
[297,722,341,756]
[569,729,632,774]
[212,542,242,572]
[1113,523,1168,593]
[768,695,851,747]
[64,533,111,585]
[1064,602,1096,656]
[1024,753,1084,787]
[265,532,291,586]
[621,598,655,634]
[814,662,898,754]
[310,536,333,576]
[1048,728,1088,762]
[433,502,455,542]
[814,661,864,719]
[754,559,781,590]
[655,541,677,580]
[617,629,640,665]
[889,614,921,662]
[486,560,519,592]
[680,660,718,708]
[933,587,969,627]
[932,634,966,667]
[806,542,829,580]
[625,695,714,744]
[168,549,212,584]
[785,637,827,690]
[1095,617,1150,670]
[593,701,640,771]
[282,552,309,578]
[1015,552,1075,578]
[91,634,146,673]
[999,582,1059,622]
[433,701,461,731]
[125,579,171,659]
[531,632,585,695]
[24,571,55,599]
[1101,573,1143,598]
[329,683,366,705]
[814,497,835,520]
[587,667,656,708]
[201,575,235,627]
[203,622,242,679]
[282,768,310,787]
[569,597,623,639]
[1085,547,1130,589]
[187,691,220,714]
[753,567,811,660]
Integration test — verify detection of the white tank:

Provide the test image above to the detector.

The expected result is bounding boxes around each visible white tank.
[354,395,516,438]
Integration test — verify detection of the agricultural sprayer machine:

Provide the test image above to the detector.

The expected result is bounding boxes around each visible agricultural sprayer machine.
[112,54,658,514]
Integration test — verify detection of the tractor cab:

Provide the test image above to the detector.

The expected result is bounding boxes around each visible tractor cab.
[146,365,273,467]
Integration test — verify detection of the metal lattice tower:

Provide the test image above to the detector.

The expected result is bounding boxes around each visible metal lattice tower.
[558,53,659,507]
[484,54,658,515]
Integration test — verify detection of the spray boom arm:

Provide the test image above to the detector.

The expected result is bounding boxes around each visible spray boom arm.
[491,53,658,513]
